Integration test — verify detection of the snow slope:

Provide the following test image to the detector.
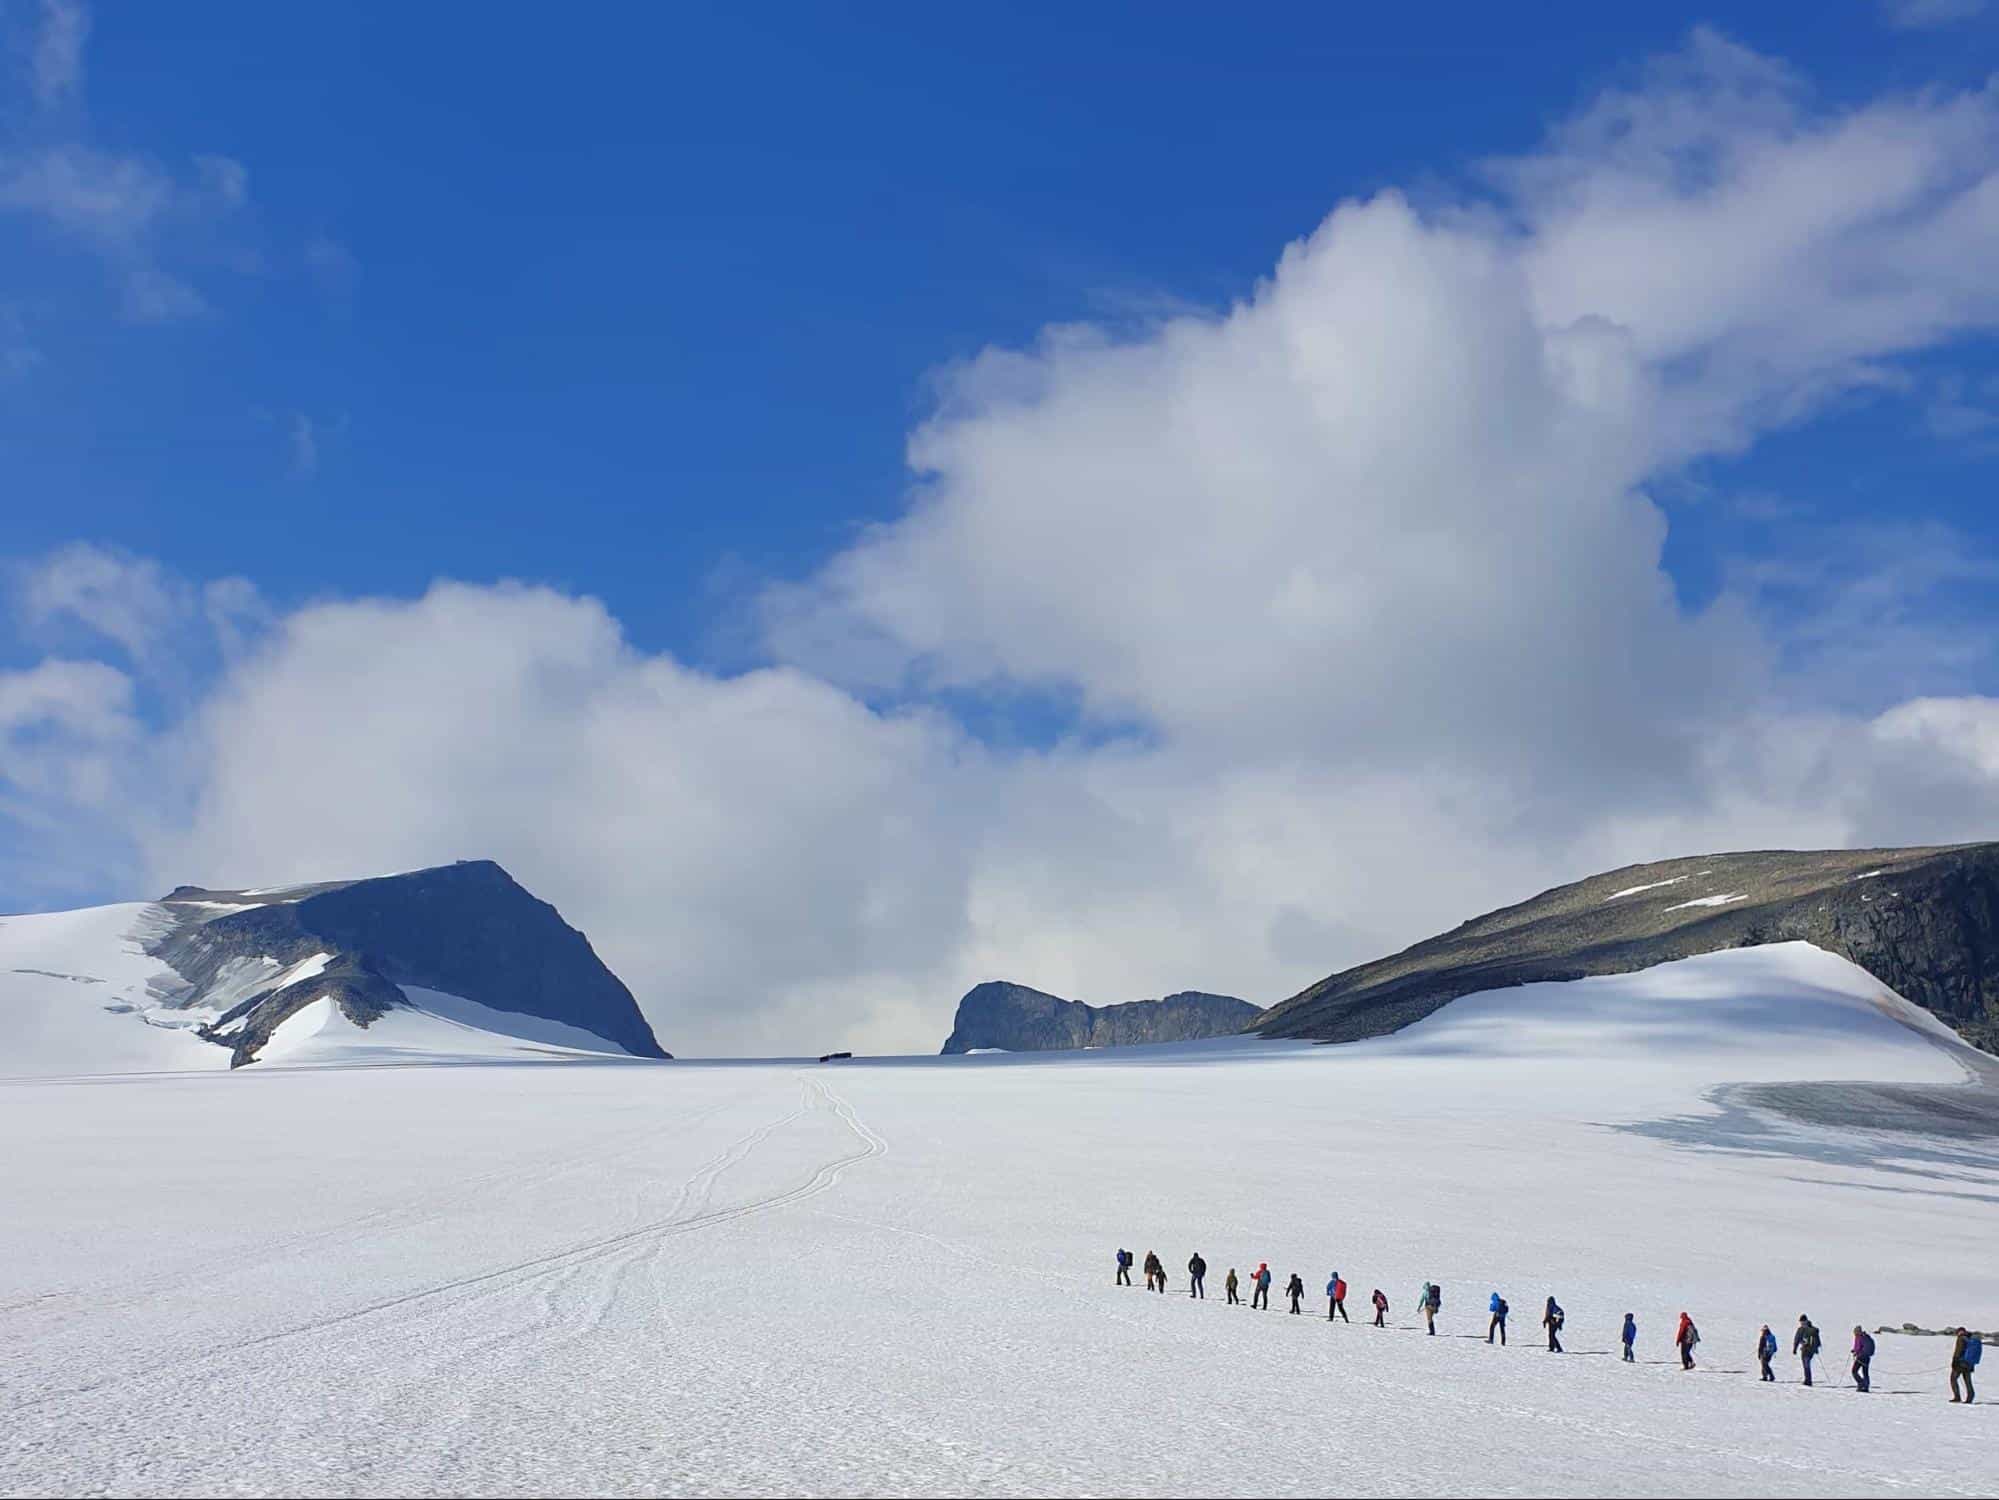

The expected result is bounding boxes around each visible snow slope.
[253,985,647,1066]
[0,903,226,1077]
[4,943,1998,1497]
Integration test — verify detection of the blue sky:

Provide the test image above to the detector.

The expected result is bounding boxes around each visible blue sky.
[6,3,1999,1052]
[6,2,1995,677]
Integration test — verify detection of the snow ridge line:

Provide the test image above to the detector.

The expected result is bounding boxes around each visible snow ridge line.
[0,1075,887,1417]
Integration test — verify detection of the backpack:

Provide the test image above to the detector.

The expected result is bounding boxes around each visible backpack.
[1967,1337,1984,1368]
[1431,1286,1443,1310]
[1805,1326,1821,1357]
[1118,1249,1131,1268]
[1858,1333,1876,1359]
[1496,1298,1508,1318]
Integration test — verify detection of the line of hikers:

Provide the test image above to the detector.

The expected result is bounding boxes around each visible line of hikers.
[1111,1250,1984,1401]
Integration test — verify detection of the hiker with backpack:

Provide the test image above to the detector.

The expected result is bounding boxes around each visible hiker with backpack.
[1487,1292,1508,1345]
[1757,1324,1778,1381]
[1188,1252,1207,1300]
[1851,1326,1874,1392]
[1252,1262,1272,1310]
[1329,1273,1349,1322]
[1226,1267,1240,1305]
[1543,1296,1565,1353]
[1371,1288,1388,1327]
[1675,1311,1699,1370]
[1142,1251,1164,1294]
[1115,1248,1132,1287]
[1423,1282,1442,1335]
[1621,1313,1637,1363]
[1794,1315,1821,1386]
[1951,1327,1982,1403]
[1286,1272,1305,1315]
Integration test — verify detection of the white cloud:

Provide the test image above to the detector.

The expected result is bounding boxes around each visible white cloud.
[0,145,174,248]
[31,0,89,109]
[15,542,265,689]
[0,656,140,906]
[288,412,318,477]
[0,16,261,323]
[1881,0,1987,28]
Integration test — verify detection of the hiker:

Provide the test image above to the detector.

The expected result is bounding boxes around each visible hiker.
[1188,1252,1207,1300]
[1371,1288,1388,1327]
[1115,1248,1132,1287]
[1487,1292,1508,1345]
[1333,1273,1349,1322]
[1675,1311,1699,1370]
[1226,1267,1240,1305]
[1543,1296,1565,1354]
[1851,1326,1874,1392]
[1423,1282,1442,1335]
[1621,1313,1637,1363]
[1252,1262,1272,1311]
[1287,1272,1305,1315]
[1757,1324,1778,1381]
[1794,1315,1821,1386]
[1951,1327,1982,1403]
[1141,1250,1162,1293]
[1326,1274,1339,1321]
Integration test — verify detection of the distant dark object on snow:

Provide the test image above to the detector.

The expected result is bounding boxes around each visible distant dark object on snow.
[818,1051,853,1062]
[1258,842,1999,1054]
[940,983,1258,1055]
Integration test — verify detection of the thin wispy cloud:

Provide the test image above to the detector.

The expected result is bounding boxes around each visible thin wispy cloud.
[289,413,319,478]
[1881,0,1988,28]
[30,0,89,108]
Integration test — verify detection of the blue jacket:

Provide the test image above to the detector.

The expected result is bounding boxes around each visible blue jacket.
[1489,1293,1504,1315]
[1622,1317,1637,1345]
[1758,1330,1778,1358]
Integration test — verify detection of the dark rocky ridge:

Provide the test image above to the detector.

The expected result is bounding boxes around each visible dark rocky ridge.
[1256,843,1999,1050]
[940,982,1258,1055]
[153,860,669,1065]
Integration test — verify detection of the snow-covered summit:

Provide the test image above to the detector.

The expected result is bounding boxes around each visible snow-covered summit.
[1,860,668,1074]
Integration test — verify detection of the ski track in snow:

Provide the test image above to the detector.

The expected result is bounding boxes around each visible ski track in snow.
[0,1074,884,1420]
[7,944,1999,1497]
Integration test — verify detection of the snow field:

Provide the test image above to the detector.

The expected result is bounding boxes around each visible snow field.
[2,944,1996,1496]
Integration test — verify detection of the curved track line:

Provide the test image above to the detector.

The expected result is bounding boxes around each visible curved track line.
[3,1072,886,1416]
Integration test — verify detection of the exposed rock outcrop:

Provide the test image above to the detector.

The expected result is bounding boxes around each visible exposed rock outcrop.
[940,982,1258,1055]
[151,860,669,1065]
[1257,843,1999,1050]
